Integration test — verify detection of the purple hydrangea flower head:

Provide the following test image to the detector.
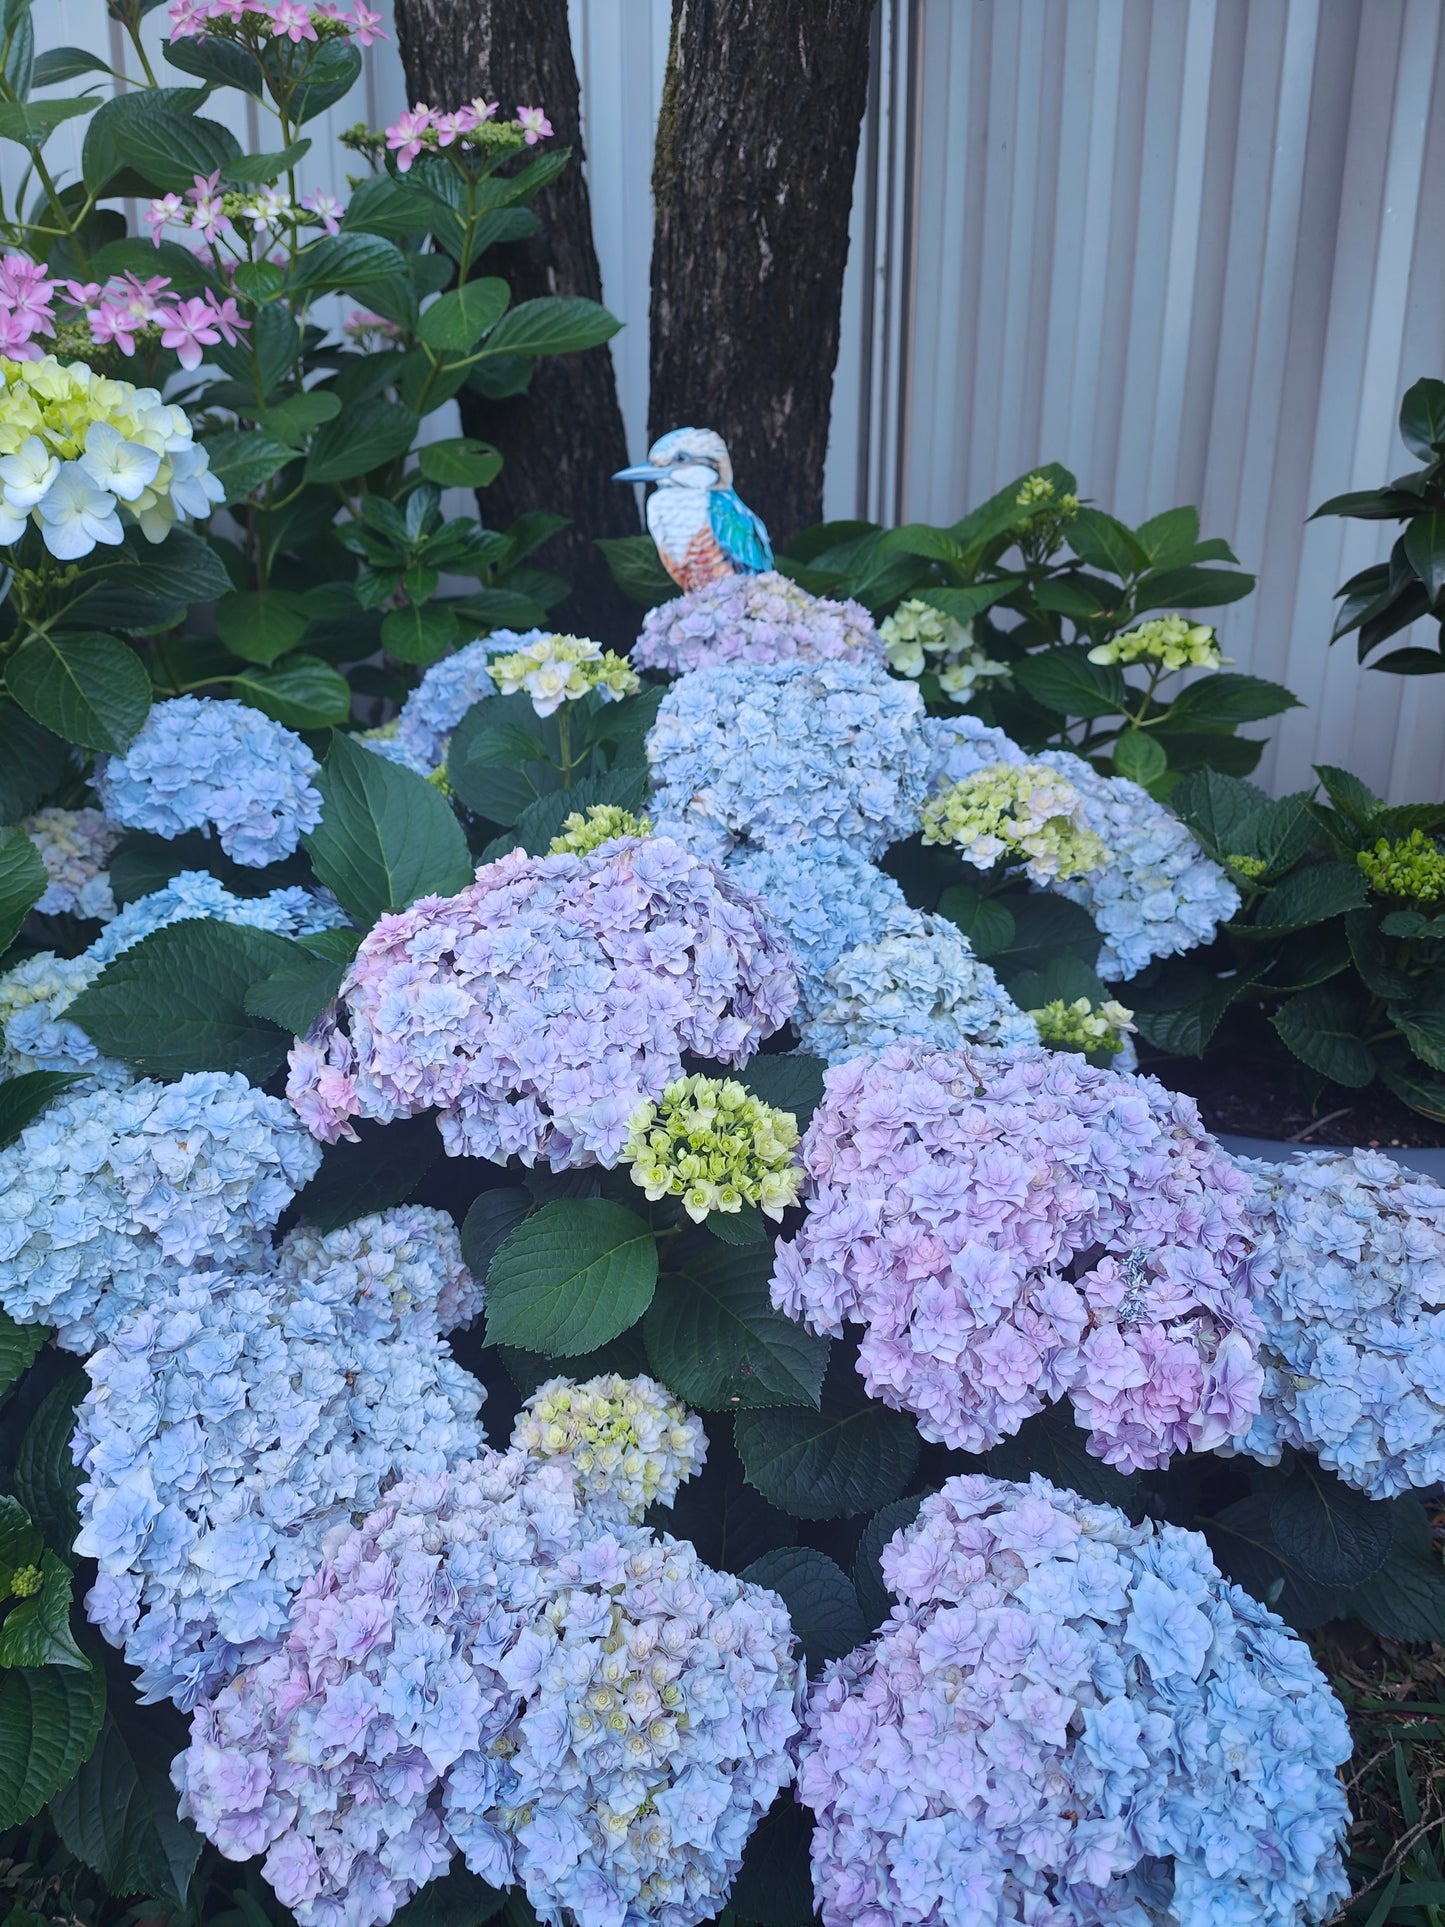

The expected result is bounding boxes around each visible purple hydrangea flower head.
[287,838,798,1168]
[0,1071,320,1352]
[647,660,932,861]
[800,906,1037,1063]
[770,1044,1263,1470]
[96,696,323,867]
[74,1261,486,1707]
[22,806,124,920]
[175,1448,801,1927]
[634,571,885,674]
[1238,1149,1445,1496]
[275,1204,484,1339]
[800,1473,1351,1927]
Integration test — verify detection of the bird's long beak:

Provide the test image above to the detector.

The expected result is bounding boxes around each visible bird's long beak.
[612,464,666,483]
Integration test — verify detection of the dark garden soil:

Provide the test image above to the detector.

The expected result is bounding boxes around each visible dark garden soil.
[1147,1049,1445,1150]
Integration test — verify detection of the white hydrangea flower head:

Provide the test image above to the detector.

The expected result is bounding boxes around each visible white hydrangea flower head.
[511,1373,707,1517]
[1238,1149,1445,1497]
[0,355,222,555]
[96,696,324,867]
[801,1474,1351,1927]
[921,761,1111,884]
[648,659,932,862]
[490,632,640,717]
[880,597,1010,698]
[22,806,124,920]
[75,1266,487,1709]
[274,1204,484,1339]
[800,905,1038,1064]
[0,1071,320,1351]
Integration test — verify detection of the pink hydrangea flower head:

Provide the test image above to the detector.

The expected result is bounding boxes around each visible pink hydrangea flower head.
[769,1043,1265,1471]
[386,104,435,171]
[267,0,318,40]
[287,837,799,1169]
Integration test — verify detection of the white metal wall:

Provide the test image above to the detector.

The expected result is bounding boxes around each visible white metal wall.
[12,1,1445,799]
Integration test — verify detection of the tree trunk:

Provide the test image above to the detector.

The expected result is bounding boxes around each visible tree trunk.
[392,0,639,644]
[650,0,875,549]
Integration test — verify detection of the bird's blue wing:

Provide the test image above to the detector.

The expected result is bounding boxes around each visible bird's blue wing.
[709,488,773,572]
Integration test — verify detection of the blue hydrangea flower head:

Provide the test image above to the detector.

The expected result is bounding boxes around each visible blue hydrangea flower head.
[647,659,932,860]
[75,1260,486,1709]
[800,906,1037,1062]
[96,696,324,867]
[0,1071,321,1351]
[1238,1149,1445,1496]
[800,1473,1351,1927]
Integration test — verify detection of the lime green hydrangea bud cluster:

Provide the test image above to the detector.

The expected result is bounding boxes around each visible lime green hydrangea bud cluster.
[879,597,1011,700]
[1028,995,1136,1060]
[511,1372,707,1518]
[1226,853,1268,882]
[623,1074,802,1224]
[1088,615,1223,673]
[1358,829,1445,906]
[7,1562,43,1600]
[490,633,641,717]
[548,804,652,857]
[920,763,1111,884]
[1015,471,1080,518]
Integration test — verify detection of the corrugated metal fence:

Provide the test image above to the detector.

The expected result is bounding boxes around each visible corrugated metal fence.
[8,1,1444,798]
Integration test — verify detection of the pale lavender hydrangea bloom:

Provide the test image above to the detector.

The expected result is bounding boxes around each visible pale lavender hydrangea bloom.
[0,870,346,1084]
[287,838,798,1169]
[633,571,884,674]
[647,660,932,862]
[74,1265,486,1708]
[0,1072,320,1351]
[921,717,1239,981]
[1237,1149,1445,1497]
[22,806,124,920]
[800,907,1037,1064]
[274,1205,484,1339]
[771,1044,1264,1471]
[800,1474,1351,1927]
[96,696,323,867]
[389,629,543,773]
[176,1449,801,1927]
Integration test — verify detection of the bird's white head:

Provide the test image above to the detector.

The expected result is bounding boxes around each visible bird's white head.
[613,425,733,492]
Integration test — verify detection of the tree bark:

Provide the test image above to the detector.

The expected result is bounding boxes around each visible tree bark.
[392,0,639,644]
[649,0,875,549]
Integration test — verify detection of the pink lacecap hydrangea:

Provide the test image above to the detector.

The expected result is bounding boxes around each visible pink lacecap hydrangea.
[769,1042,1266,1472]
[633,569,886,674]
[0,249,248,369]
[384,99,535,171]
[169,0,387,44]
[287,837,798,1169]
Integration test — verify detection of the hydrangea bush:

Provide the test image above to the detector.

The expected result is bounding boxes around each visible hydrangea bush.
[0,23,1431,1913]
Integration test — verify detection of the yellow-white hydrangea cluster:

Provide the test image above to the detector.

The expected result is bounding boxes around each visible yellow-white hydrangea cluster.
[622,1073,802,1223]
[490,632,641,717]
[0,355,223,557]
[1088,614,1222,672]
[510,1372,707,1518]
[879,597,1011,700]
[548,803,652,856]
[920,762,1112,884]
[1027,994,1136,1061]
